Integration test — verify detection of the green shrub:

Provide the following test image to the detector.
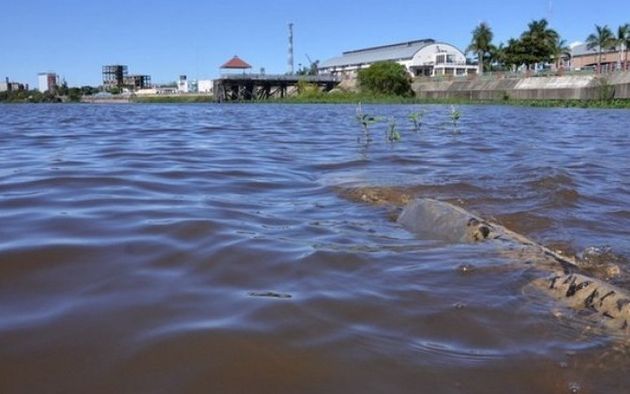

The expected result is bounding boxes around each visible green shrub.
[357,61,413,96]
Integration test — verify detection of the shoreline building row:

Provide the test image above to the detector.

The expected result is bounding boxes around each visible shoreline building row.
[0,77,29,92]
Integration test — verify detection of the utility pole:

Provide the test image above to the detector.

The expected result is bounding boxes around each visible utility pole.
[288,23,294,75]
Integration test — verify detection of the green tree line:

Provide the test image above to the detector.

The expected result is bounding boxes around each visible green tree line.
[0,84,100,103]
[469,19,630,74]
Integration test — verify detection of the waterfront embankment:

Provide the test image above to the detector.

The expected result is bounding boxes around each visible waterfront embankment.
[413,71,630,101]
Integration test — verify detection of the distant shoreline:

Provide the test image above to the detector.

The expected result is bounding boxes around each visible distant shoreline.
[136,94,630,109]
[3,94,630,109]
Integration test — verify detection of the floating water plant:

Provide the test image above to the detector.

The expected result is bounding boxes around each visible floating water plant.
[408,109,425,131]
[355,103,381,141]
[386,117,401,142]
[449,105,461,132]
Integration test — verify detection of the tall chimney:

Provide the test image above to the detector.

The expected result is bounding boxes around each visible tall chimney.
[288,23,294,74]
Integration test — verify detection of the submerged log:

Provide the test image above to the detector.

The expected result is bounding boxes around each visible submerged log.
[397,198,629,336]
[398,198,579,270]
[531,273,630,334]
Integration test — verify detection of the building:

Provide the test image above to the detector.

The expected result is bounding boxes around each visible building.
[0,78,25,92]
[103,65,128,89]
[103,65,151,91]
[177,75,197,93]
[220,55,252,75]
[319,39,477,78]
[135,87,178,95]
[124,75,151,90]
[38,72,59,92]
[198,80,213,94]
[569,43,628,72]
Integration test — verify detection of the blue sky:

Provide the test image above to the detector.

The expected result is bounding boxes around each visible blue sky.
[1,0,628,87]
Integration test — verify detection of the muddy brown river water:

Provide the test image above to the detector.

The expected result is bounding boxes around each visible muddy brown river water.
[1,103,629,393]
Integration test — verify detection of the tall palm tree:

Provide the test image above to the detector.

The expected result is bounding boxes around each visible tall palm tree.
[468,22,493,76]
[490,43,505,70]
[521,19,559,70]
[525,19,559,43]
[503,38,523,71]
[586,25,615,73]
[551,37,571,71]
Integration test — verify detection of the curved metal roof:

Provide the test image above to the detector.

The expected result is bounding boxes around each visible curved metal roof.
[320,39,435,68]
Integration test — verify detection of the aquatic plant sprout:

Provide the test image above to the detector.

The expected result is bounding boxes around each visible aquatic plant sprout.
[449,105,461,132]
[408,109,425,131]
[386,117,401,142]
[355,103,382,141]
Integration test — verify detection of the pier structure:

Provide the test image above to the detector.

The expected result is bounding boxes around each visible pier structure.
[213,74,340,101]
[214,55,339,101]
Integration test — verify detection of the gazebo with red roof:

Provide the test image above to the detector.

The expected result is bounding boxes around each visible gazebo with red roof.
[220,56,252,73]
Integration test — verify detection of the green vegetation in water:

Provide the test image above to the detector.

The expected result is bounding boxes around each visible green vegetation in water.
[408,109,426,131]
[449,105,461,133]
[506,98,630,109]
[355,103,382,141]
[386,117,401,142]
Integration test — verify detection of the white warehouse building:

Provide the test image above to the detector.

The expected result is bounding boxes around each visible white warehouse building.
[319,39,477,78]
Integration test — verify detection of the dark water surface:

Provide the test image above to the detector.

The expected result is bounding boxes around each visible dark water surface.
[1,103,629,393]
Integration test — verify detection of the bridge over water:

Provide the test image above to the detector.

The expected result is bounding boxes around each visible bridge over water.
[213,74,340,101]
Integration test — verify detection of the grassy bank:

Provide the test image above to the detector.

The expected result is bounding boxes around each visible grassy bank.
[4,91,629,108]
[131,95,215,104]
[269,91,630,108]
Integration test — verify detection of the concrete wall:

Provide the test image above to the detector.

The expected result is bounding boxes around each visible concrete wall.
[412,72,630,100]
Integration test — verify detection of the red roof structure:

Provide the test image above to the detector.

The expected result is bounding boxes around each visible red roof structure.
[220,56,252,69]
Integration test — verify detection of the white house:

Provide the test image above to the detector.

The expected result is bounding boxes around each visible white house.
[177,75,198,93]
[198,80,214,94]
[319,39,477,78]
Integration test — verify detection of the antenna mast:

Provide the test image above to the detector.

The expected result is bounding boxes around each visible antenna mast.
[288,23,294,74]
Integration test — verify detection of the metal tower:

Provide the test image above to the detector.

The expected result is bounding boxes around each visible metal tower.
[288,23,294,74]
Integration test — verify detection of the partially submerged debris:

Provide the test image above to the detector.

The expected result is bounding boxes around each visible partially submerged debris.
[248,291,292,299]
[337,185,629,337]
[336,186,411,207]
[531,273,630,334]
[397,198,583,272]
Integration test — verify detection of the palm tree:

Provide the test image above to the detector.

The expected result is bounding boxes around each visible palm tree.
[617,24,630,71]
[503,38,524,71]
[521,19,559,70]
[489,43,505,70]
[551,37,571,72]
[468,22,493,76]
[586,25,615,73]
